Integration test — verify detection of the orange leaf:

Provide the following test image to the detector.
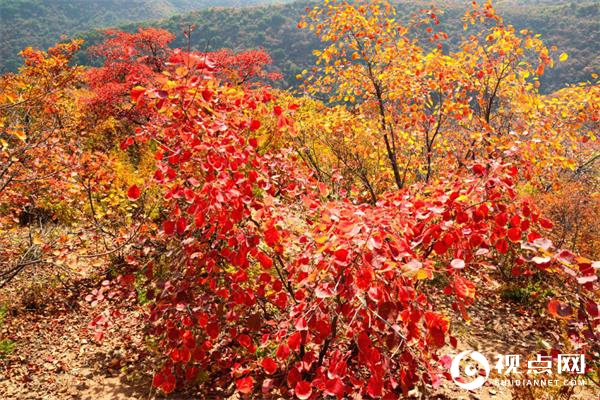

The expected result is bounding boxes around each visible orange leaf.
[547,299,574,320]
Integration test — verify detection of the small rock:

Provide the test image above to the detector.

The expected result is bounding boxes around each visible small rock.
[489,388,497,395]
[43,362,56,371]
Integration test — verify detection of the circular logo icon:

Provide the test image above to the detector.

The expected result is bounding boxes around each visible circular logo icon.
[450,350,490,390]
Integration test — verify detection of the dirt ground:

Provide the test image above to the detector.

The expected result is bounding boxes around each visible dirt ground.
[0,269,598,400]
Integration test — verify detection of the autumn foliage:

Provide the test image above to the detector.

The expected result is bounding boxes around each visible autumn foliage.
[0,0,598,398]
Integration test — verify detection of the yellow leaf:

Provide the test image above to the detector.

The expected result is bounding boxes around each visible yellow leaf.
[559,53,568,62]
[416,269,432,280]
[9,129,26,141]
[315,235,329,245]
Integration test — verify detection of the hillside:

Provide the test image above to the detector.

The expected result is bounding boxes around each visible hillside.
[70,0,599,92]
[3,1,598,91]
[92,1,320,88]
[0,0,290,72]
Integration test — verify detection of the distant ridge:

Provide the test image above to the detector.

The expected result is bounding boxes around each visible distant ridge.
[1,0,598,92]
[0,0,291,72]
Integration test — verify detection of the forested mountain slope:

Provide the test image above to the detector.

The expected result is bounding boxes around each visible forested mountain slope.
[2,0,598,91]
[81,0,599,92]
[0,0,289,72]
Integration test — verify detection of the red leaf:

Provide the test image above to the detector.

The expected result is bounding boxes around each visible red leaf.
[176,216,187,235]
[287,368,301,388]
[472,164,486,175]
[439,355,453,369]
[495,239,509,254]
[163,220,175,235]
[469,234,483,247]
[236,376,254,394]
[433,240,448,255]
[152,372,164,387]
[131,86,145,102]
[357,332,372,354]
[586,300,599,318]
[265,223,281,247]
[368,286,383,303]
[442,233,454,246]
[161,373,176,394]
[237,334,253,349]
[201,89,213,102]
[276,344,290,360]
[536,63,545,76]
[127,185,141,201]
[295,380,312,400]
[294,317,308,331]
[288,331,303,351]
[153,169,164,182]
[507,227,521,242]
[495,212,508,227]
[154,369,175,394]
[182,330,195,347]
[256,252,273,269]
[249,119,261,131]
[356,266,373,290]
[366,376,383,398]
[179,346,191,363]
[454,276,476,300]
[185,366,199,382]
[540,218,554,229]
[424,311,449,348]
[510,214,521,227]
[450,336,458,348]
[120,137,134,150]
[325,377,345,397]
[528,231,542,242]
[261,357,277,375]
[334,248,349,262]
